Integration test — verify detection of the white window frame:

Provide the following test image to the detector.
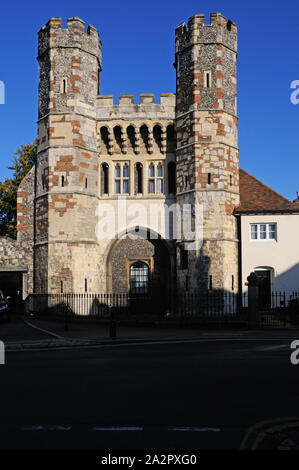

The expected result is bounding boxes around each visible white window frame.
[250,223,277,242]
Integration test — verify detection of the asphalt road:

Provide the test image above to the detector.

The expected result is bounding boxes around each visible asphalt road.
[0,338,298,450]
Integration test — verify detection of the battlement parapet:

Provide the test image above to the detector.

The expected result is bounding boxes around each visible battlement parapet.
[96,94,175,120]
[38,16,101,63]
[97,93,175,107]
[175,12,237,54]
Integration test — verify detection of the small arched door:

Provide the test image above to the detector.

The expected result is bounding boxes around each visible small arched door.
[129,261,149,295]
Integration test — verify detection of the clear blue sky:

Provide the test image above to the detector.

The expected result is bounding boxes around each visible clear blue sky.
[0,0,298,200]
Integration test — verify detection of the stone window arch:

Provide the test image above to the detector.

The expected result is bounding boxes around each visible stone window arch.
[100,126,109,153]
[140,124,149,151]
[135,162,143,194]
[101,162,109,195]
[113,126,122,153]
[153,124,162,153]
[127,125,135,152]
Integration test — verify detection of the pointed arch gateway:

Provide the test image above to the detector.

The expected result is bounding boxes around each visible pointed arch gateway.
[105,227,175,315]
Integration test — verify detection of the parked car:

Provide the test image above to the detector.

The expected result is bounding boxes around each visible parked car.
[0,290,11,322]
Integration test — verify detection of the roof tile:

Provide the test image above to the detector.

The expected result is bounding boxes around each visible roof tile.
[235,169,299,213]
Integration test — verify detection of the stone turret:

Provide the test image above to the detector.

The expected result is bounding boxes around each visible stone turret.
[175,13,240,293]
[35,17,102,293]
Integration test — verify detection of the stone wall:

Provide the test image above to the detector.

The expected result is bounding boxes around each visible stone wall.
[0,166,35,296]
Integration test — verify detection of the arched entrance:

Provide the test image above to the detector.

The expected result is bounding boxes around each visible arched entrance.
[106,228,174,315]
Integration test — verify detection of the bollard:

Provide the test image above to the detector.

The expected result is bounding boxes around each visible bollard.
[64,301,69,332]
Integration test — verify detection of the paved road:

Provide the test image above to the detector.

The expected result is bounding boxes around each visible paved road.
[0,338,299,449]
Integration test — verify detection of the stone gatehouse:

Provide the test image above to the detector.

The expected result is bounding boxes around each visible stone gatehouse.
[0,12,245,300]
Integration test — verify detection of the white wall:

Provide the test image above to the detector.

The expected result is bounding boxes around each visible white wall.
[241,213,299,298]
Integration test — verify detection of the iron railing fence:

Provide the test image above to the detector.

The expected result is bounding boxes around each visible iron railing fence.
[260,291,299,328]
[24,291,299,328]
[175,291,244,317]
[25,293,130,318]
[25,291,247,319]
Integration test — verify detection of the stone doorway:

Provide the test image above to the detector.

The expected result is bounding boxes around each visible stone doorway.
[107,230,174,315]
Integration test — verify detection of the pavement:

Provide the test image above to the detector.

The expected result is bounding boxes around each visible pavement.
[2,312,299,351]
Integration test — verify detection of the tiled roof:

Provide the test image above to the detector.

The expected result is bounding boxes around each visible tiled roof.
[235,169,299,213]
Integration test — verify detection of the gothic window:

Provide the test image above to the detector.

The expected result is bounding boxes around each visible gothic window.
[115,164,121,194]
[101,163,109,195]
[114,162,130,195]
[135,163,143,194]
[156,163,163,194]
[123,163,129,194]
[129,261,149,295]
[148,162,164,194]
[148,164,155,193]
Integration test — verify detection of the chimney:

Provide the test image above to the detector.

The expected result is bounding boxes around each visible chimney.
[293,191,299,202]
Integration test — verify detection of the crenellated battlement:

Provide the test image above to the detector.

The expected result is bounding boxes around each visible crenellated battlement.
[96,93,175,121]
[37,16,101,61]
[175,12,237,54]
[97,93,175,107]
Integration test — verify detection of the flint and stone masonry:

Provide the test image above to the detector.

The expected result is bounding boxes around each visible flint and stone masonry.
[0,12,240,298]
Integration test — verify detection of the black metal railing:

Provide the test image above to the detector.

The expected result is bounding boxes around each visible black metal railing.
[25,291,245,319]
[260,291,299,328]
[24,290,299,329]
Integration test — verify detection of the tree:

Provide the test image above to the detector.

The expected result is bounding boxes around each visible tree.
[0,140,37,239]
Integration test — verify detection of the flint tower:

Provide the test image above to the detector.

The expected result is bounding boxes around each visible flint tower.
[35,17,102,293]
[175,13,240,292]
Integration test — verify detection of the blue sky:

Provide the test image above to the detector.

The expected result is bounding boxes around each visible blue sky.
[0,0,298,200]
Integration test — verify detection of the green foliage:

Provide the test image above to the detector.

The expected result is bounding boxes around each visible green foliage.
[0,141,37,239]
